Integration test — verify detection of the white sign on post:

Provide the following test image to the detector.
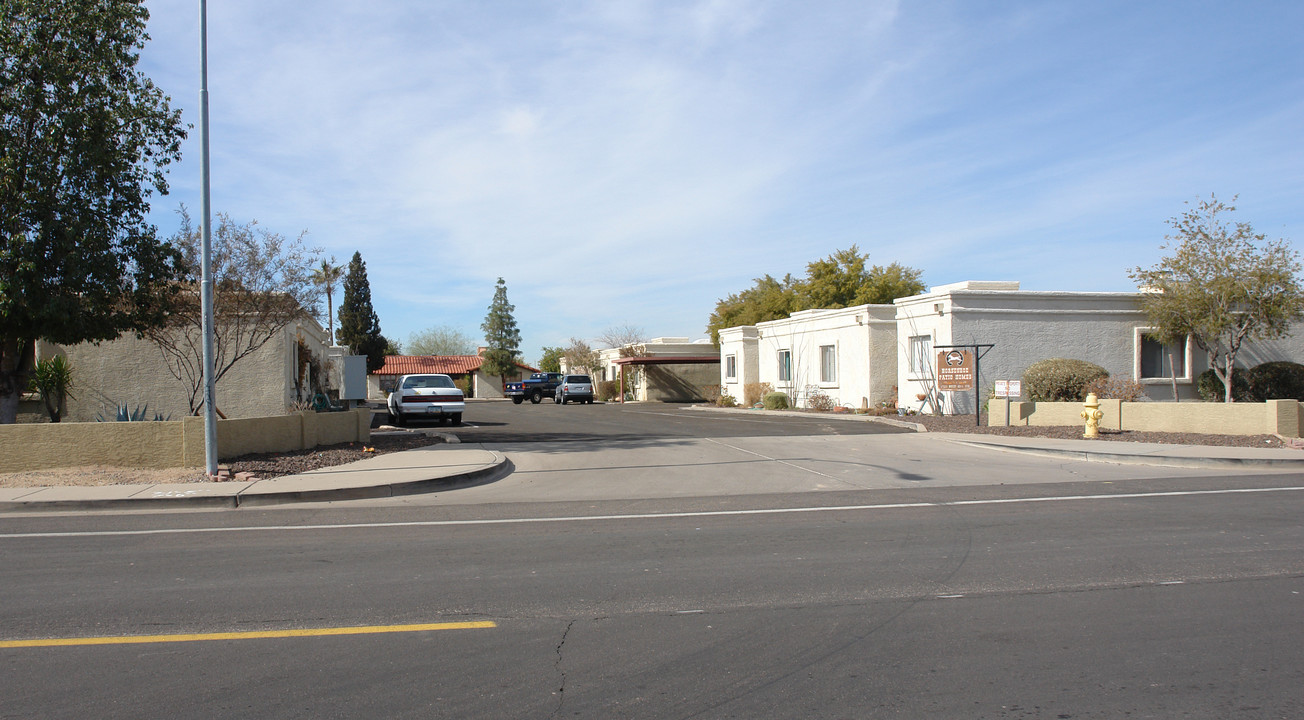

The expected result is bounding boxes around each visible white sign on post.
[994,380,1021,398]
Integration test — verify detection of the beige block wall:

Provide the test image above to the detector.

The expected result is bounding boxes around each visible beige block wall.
[47,319,327,423]
[988,399,1303,437]
[0,409,371,472]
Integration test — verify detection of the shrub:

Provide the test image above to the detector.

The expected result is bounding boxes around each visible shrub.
[762,391,790,410]
[1082,375,1148,402]
[805,386,836,411]
[596,380,619,401]
[744,382,772,407]
[1196,368,1251,402]
[703,384,722,404]
[718,393,738,408]
[1245,361,1304,401]
[1022,358,1109,402]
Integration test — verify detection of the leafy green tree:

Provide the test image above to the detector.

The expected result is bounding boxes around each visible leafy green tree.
[0,0,187,423]
[538,346,564,373]
[337,252,387,372]
[855,261,925,305]
[796,246,925,308]
[480,277,522,385]
[311,256,344,345]
[707,274,799,345]
[1130,195,1303,402]
[28,354,74,423]
[706,246,924,345]
[147,208,321,413]
[408,324,475,356]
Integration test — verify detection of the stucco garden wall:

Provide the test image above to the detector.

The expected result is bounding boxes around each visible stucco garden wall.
[0,409,371,472]
[38,318,329,423]
[988,398,1302,437]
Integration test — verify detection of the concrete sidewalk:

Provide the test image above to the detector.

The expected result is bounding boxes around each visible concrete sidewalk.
[683,404,1304,470]
[0,444,508,512]
[4,409,1303,512]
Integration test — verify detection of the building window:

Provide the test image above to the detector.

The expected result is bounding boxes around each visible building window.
[1139,333,1187,379]
[778,349,792,382]
[909,335,932,376]
[725,354,737,380]
[819,345,837,383]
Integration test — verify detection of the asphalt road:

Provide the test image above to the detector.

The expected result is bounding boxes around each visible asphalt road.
[3,402,1303,719]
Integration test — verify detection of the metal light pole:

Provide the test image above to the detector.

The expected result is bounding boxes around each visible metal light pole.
[199,0,218,476]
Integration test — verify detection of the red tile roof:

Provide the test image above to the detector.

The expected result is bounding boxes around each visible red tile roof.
[374,355,539,376]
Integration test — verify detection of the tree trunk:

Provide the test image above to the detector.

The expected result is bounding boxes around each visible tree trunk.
[0,338,34,424]
[1224,357,1236,403]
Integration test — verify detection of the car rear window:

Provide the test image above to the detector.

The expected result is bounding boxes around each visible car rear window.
[403,375,456,389]
[565,375,591,383]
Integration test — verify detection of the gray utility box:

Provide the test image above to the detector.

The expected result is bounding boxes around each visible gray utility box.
[339,355,368,401]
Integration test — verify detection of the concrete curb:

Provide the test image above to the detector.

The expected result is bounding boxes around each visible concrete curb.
[945,439,1304,470]
[680,404,923,430]
[0,451,510,513]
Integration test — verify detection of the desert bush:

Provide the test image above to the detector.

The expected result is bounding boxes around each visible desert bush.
[1022,358,1109,402]
[596,380,619,401]
[744,382,772,407]
[1196,368,1252,402]
[762,391,790,410]
[1245,361,1304,401]
[805,386,836,411]
[1082,375,1148,401]
[718,393,738,408]
[703,384,722,404]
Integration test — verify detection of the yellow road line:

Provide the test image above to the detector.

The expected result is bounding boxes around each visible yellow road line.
[0,621,497,649]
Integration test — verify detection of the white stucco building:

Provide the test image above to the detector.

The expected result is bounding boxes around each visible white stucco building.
[719,280,1304,415]
[720,305,898,409]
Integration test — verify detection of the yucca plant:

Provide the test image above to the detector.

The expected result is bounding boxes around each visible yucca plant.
[28,356,75,423]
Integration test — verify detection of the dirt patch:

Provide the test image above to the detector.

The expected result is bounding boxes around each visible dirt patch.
[0,430,444,489]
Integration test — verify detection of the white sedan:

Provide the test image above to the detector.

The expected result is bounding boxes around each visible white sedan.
[387,374,465,426]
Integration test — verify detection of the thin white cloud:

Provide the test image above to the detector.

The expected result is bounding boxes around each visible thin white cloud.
[137,0,1304,362]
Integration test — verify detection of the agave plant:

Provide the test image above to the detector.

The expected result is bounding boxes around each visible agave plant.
[96,403,171,422]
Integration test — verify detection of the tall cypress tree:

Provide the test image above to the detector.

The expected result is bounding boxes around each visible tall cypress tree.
[481,277,522,386]
[337,252,387,372]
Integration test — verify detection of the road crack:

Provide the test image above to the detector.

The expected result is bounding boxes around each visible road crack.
[550,620,576,719]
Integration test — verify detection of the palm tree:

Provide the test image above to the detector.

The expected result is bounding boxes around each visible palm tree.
[311,257,345,345]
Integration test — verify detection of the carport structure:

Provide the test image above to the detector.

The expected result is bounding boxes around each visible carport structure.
[611,355,720,403]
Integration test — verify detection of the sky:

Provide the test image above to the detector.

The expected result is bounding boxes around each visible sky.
[135,0,1304,365]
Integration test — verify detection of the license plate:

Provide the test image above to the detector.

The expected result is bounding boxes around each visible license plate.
[426,406,441,414]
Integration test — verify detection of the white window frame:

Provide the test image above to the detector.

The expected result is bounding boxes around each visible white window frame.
[1133,328,1192,383]
[819,344,837,385]
[725,354,737,380]
[777,349,792,383]
[908,335,933,377]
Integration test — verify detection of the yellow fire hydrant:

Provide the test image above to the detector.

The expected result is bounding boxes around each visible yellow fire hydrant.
[1081,393,1103,439]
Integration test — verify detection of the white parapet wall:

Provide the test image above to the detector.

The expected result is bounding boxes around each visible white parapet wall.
[988,399,1302,437]
[0,409,372,472]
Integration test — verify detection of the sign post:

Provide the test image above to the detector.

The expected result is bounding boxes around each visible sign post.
[934,344,995,427]
[994,380,1022,426]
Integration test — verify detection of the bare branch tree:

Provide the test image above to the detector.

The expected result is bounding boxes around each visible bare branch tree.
[146,207,322,413]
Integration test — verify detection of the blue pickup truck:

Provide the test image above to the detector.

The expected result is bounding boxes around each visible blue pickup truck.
[504,372,565,404]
